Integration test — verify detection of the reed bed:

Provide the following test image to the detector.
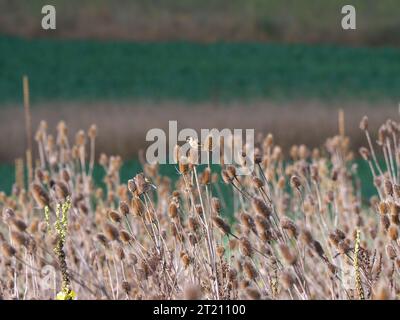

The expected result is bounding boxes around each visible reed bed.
[0,114,399,300]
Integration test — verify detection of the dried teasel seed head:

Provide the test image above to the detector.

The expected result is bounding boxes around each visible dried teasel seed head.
[55,181,70,200]
[109,210,122,223]
[60,169,70,182]
[96,233,109,247]
[299,229,313,246]
[195,204,203,216]
[35,168,45,183]
[359,147,370,161]
[119,201,130,216]
[334,228,347,240]
[381,215,390,231]
[243,260,257,280]
[394,184,400,198]
[180,252,190,269]
[2,208,15,221]
[102,223,119,241]
[254,214,269,234]
[252,176,264,189]
[378,202,389,215]
[251,197,271,218]
[10,218,27,232]
[254,148,262,164]
[212,216,231,236]
[183,284,202,300]
[290,175,302,190]
[310,164,319,182]
[75,130,86,146]
[280,217,298,238]
[10,231,28,247]
[388,224,398,241]
[245,287,261,300]
[239,237,253,257]
[211,197,221,214]
[372,281,390,300]
[188,217,200,233]
[127,179,137,194]
[116,246,125,260]
[88,124,97,139]
[328,233,340,248]
[1,242,16,258]
[221,169,232,184]
[200,167,211,185]
[279,244,297,265]
[131,198,144,217]
[359,116,368,131]
[168,202,178,219]
[386,244,397,260]
[134,173,150,195]
[120,230,132,243]
[31,183,50,208]
[338,240,350,255]
[229,239,238,250]
[178,156,189,174]
[28,218,39,234]
[384,179,393,197]
[216,245,225,258]
[122,281,131,294]
[226,165,237,179]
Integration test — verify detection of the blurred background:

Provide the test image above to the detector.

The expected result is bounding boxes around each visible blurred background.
[0,0,399,194]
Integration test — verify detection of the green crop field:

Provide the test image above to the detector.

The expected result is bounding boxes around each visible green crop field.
[1,36,400,104]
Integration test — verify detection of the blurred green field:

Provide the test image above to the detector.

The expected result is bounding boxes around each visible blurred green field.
[1,36,400,104]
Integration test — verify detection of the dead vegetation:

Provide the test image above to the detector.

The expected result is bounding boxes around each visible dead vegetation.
[0,111,399,300]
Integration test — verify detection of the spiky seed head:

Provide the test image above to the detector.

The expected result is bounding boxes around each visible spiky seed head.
[131,198,144,217]
[221,170,232,184]
[201,167,211,185]
[10,218,27,232]
[279,244,297,265]
[388,224,398,241]
[290,175,302,190]
[211,197,221,214]
[281,217,298,238]
[212,216,231,236]
[11,231,28,247]
[96,233,109,247]
[1,242,16,258]
[88,124,97,139]
[251,197,271,217]
[299,229,313,246]
[120,230,132,243]
[109,210,122,223]
[359,116,368,131]
[359,147,370,161]
[243,260,257,280]
[119,201,130,216]
[168,202,178,219]
[384,179,393,197]
[239,237,253,257]
[245,287,261,300]
[127,179,137,194]
[31,183,50,208]
[103,223,119,241]
[216,245,225,258]
[252,176,264,189]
